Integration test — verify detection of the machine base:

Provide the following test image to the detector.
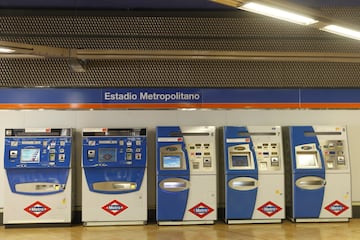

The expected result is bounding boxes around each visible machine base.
[226,219,282,224]
[4,223,72,228]
[290,218,350,223]
[83,221,146,226]
[158,220,215,226]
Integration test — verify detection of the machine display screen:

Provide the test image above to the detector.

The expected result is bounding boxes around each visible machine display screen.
[98,148,117,162]
[20,148,40,163]
[162,155,182,169]
[231,155,250,167]
[297,153,319,168]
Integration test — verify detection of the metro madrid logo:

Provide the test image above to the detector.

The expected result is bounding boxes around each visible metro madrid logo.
[189,202,214,218]
[325,200,349,216]
[24,201,51,218]
[257,201,282,217]
[102,200,128,216]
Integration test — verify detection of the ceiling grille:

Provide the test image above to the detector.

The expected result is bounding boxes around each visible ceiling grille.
[1,9,360,88]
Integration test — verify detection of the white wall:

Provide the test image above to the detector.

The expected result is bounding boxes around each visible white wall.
[0,109,359,210]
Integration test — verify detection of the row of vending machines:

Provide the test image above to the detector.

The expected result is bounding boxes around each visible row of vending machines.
[2,126,352,227]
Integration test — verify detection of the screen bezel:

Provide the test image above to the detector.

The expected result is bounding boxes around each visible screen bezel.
[231,155,250,167]
[20,148,41,163]
[296,152,320,169]
[162,155,183,169]
[229,152,253,169]
[98,148,117,163]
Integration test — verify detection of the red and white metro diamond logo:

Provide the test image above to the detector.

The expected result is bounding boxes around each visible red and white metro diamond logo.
[189,202,214,219]
[102,200,128,216]
[257,201,282,217]
[24,201,51,218]
[325,200,349,216]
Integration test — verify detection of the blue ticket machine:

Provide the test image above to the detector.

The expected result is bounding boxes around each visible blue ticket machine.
[223,126,285,224]
[156,126,217,225]
[284,126,352,222]
[3,128,73,226]
[82,128,147,226]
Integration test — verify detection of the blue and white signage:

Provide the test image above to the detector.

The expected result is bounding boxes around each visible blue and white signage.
[0,88,359,109]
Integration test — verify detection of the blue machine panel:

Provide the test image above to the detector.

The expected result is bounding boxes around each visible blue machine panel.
[223,126,258,220]
[4,128,73,196]
[82,128,147,194]
[156,126,190,221]
[287,126,326,219]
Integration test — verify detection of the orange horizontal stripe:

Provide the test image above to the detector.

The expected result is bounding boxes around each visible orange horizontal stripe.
[0,103,201,109]
[300,103,360,109]
[201,103,300,109]
[0,102,359,109]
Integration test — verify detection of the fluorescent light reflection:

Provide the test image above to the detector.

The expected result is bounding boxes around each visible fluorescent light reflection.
[321,25,360,41]
[0,47,16,53]
[240,2,318,25]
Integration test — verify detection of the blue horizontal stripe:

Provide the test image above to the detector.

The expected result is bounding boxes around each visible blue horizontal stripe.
[301,89,360,103]
[0,88,100,104]
[203,89,299,103]
[0,88,360,107]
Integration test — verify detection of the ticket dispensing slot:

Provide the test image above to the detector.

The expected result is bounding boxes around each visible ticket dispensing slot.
[229,177,258,191]
[295,176,326,190]
[159,178,190,192]
[92,181,137,192]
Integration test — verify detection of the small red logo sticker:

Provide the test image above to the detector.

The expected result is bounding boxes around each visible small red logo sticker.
[24,201,51,218]
[189,202,214,218]
[325,200,349,216]
[257,201,282,217]
[102,200,128,216]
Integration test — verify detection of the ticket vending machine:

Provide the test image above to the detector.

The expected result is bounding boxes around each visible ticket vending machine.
[156,126,217,225]
[223,126,285,224]
[283,126,352,222]
[3,128,73,226]
[82,128,147,226]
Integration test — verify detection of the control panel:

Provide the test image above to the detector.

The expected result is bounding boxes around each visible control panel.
[4,128,72,169]
[82,128,147,168]
[320,140,347,170]
[225,126,283,173]
[254,142,281,171]
[186,142,214,171]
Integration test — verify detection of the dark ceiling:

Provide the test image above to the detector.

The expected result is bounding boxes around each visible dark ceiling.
[1,1,360,88]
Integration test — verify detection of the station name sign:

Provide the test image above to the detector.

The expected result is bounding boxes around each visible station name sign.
[103,89,202,103]
[0,88,359,109]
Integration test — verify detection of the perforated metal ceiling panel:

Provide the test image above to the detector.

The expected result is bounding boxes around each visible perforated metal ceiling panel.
[1,9,360,88]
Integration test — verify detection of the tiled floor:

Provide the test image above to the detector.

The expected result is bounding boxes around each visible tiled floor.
[1,219,360,240]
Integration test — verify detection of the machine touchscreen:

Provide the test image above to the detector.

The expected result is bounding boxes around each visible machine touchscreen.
[20,149,40,163]
[162,155,182,169]
[296,152,319,169]
[98,148,117,162]
[232,155,250,167]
